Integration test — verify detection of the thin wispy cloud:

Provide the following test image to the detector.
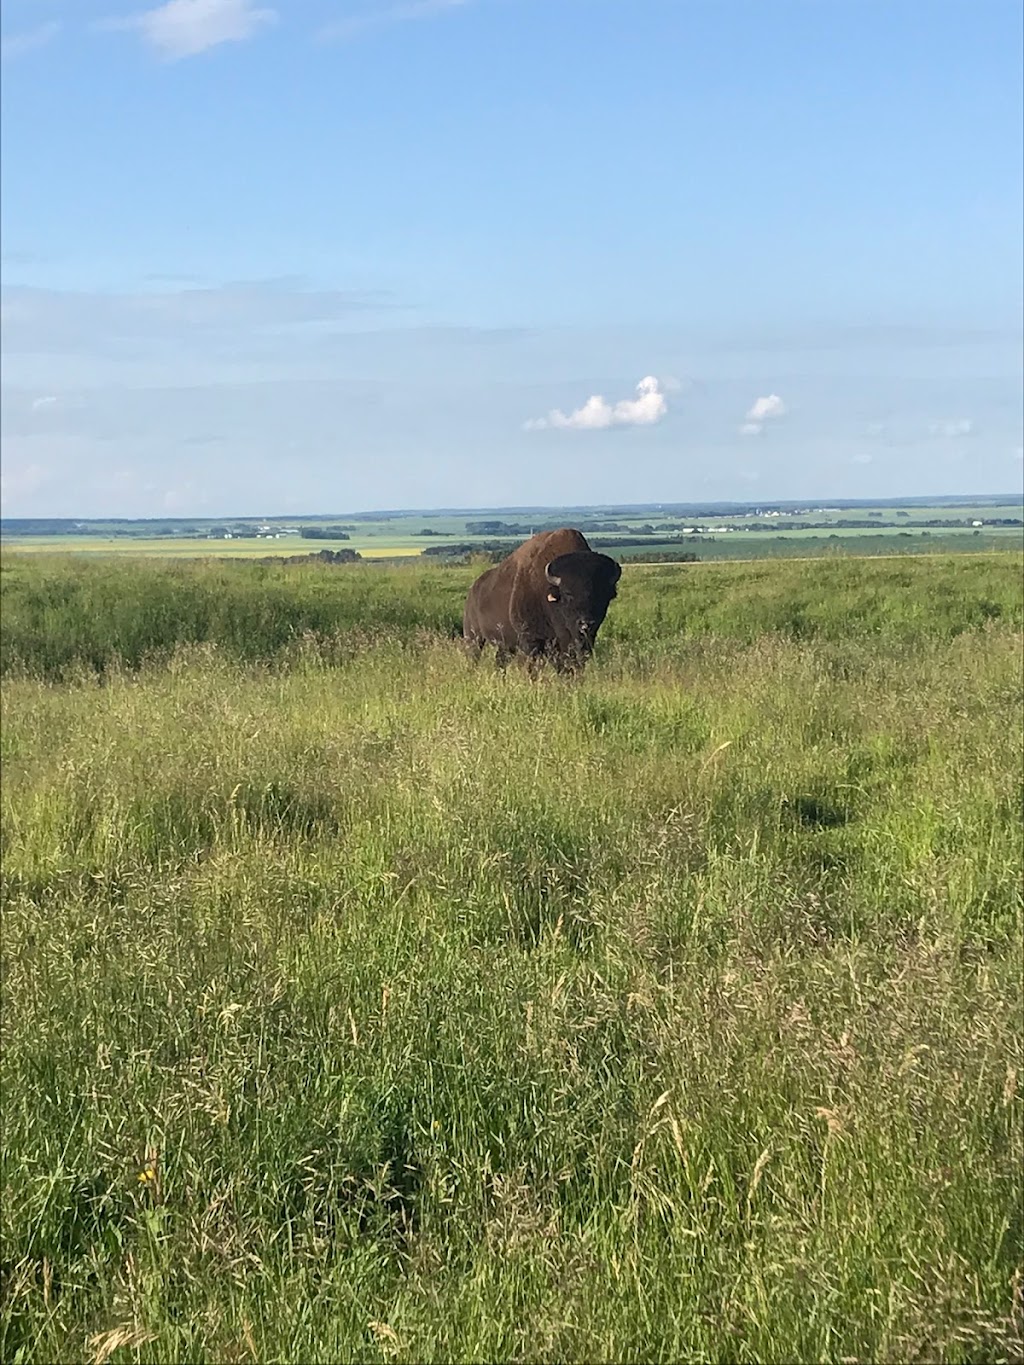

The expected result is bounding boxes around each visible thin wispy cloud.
[1,21,61,62]
[524,376,669,432]
[1,280,394,353]
[320,0,469,43]
[928,418,973,438]
[740,393,787,436]
[100,0,277,60]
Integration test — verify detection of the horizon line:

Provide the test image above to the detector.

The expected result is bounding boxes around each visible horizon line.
[2,491,1022,525]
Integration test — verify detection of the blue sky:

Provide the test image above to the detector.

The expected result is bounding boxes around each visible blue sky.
[2,0,1022,516]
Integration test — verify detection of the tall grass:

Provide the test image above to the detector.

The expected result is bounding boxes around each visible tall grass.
[1,554,1022,1363]
[2,551,1021,680]
[0,556,467,680]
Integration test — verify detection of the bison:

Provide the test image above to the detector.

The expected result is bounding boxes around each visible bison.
[463,528,621,672]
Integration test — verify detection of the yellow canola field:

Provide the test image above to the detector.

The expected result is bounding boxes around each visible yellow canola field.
[1,537,426,560]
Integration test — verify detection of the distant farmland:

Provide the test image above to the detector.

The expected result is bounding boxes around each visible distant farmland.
[2,496,1022,564]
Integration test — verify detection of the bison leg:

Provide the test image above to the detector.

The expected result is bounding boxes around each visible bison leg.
[551,647,588,678]
[518,639,549,679]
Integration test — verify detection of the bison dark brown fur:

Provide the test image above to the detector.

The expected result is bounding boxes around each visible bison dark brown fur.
[462,528,621,672]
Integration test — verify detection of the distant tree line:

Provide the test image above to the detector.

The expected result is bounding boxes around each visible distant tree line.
[422,538,708,565]
[621,551,701,563]
[260,548,361,566]
[299,526,353,540]
[589,535,713,550]
[421,541,518,561]
[818,517,1022,529]
[465,519,658,536]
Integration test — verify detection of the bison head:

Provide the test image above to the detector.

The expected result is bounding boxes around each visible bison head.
[544,551,622,656]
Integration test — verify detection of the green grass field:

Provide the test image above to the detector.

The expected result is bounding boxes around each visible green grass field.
[2,552,1022,1363]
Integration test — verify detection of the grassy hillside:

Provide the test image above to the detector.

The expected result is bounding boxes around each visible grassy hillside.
[2,553,1022,1363]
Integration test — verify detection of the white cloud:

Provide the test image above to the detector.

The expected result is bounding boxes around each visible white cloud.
[320,0,469,42]
[746,393,787,422]
[525,375,669,432]
[101,0,277,60]
[1,21,61,61]
[928,418,973,438]
[31,395,59,411]
[608,376,668,426]
[525,394,611,432]
[738,393,787,436]
[851,453,874,465]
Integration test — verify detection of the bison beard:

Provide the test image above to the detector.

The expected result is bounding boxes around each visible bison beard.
[462,528,622,673]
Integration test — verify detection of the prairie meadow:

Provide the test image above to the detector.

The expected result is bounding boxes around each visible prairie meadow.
[2,552,1022,1363]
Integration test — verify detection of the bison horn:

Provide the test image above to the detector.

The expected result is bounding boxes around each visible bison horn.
[544,561,561,586]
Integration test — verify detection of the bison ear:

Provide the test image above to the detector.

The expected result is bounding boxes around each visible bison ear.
[544,560,562,586]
